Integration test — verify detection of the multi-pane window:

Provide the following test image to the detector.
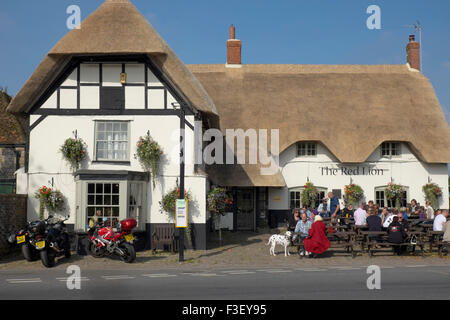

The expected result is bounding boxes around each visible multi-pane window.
[290,190,301,209]
[297,142,317,156]
[381,142,400,157]
[95,121,129,161]
[86,182,120,228]
[375,188,408,208]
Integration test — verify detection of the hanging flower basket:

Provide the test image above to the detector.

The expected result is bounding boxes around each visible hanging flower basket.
[422,183,442,210]
[301,182,318,208]
[343,184,364,206]
[34,186,65,219]
[385,182,404,208]
[136,135,163,189]
[207,187,233,216]
[60,138,87,171]
[159,186,192,220]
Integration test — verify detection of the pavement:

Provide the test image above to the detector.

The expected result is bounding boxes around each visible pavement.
[1,229,448,271]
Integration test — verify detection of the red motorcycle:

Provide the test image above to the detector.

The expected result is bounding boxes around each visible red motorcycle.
[87,218,137,263]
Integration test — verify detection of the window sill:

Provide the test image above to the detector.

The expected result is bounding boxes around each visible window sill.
[91,160,131,165]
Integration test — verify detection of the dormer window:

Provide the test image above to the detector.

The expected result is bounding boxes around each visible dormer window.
[297,142,317,157]
[381,142,400,157]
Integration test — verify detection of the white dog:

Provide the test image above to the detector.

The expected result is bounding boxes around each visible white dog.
[267,231,292,256]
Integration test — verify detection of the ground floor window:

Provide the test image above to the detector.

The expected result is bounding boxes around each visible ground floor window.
[289,187,327,209]
[75,175,147,231]
[375,186,408,208]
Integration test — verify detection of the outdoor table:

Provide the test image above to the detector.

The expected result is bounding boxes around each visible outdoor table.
[427,230,444,253]
[359,231,386,253]
[327,231,357,258]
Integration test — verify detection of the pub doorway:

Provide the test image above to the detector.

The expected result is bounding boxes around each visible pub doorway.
[233,187,256,231]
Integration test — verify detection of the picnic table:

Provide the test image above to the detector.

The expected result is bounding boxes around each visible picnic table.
[292,231,357,258]
[360,230,426,257]
[426,231,445,256]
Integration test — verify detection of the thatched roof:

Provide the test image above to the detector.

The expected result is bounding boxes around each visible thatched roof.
[0,91,26,145]
[189,64,450,168]
[7,0,217,115]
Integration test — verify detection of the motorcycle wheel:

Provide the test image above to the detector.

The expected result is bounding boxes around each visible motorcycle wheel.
[40,249,56,268]
[119,243,136,263]
[89,242,105,258]
[21,244,39,262]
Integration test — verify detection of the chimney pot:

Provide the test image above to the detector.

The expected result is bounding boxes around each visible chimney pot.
[229,25,235,40]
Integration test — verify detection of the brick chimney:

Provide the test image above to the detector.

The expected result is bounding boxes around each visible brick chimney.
[227,25,241,65]
[406,34,420,71]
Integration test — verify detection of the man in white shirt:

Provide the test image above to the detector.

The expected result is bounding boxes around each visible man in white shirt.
[353,203,367,226]
[433,210,448,231]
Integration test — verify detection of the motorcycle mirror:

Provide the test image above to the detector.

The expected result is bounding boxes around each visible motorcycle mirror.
[48,215,54,219]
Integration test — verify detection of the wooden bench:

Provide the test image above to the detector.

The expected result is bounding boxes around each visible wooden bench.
[426,231,445,257]
[151,224,176,253]
[292,231,357,258]
[360,231,426,257]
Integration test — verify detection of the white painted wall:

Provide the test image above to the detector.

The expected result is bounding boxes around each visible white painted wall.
[269,142,449,210]
[23,114,206,229]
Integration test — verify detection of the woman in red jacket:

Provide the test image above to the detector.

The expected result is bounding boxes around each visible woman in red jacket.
[304,215,331,257]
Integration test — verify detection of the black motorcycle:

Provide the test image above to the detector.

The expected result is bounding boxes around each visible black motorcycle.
[37,215,72,268]
[8,219,47,262]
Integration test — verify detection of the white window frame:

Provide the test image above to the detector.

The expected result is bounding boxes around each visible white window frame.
[381,142,401,158]
[374,186,409,209]
[297,142,317,157]
[289,186,327,209]
[75,180,146,232]
[94,120,131,162]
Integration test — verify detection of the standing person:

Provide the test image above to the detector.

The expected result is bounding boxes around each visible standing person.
[368,200,374,209]
[387,216,408,255]
[293,212,313,256]
[354,203,367,226]
[433,210,448,231]
[317,198,330,218]
[374,203,380,215]
[328,192,341,218]
[425,201,435,220]
[303,215,331,258]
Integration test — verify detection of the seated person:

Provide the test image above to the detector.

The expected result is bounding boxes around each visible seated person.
[354,203,367,226]
[317,198,329,218]
[300,205,312,220]
[397,213,409,232]
[387,216,408,255]
[303,215,331,258]
[433,210,448,232]
[288,209,300,232]
[367,208,382,231]
[293,212,313,255]
[343,204,354,218]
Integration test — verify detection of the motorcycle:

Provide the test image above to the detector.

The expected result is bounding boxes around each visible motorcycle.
[37,215,72,268]
[8,218,49,262]
[87,218,137,263]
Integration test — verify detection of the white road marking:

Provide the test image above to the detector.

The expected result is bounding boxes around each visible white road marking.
[221,270,250,273]
[56,277,90,282]
[7,278,42,284]
[295,268,327,272]
[142,274,177,278]
[224,271,256,275]
[102,275,135,280]
[405,265,428,268]
[184,273,223,277]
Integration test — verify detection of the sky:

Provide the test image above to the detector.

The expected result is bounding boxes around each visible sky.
[0,0,449,172]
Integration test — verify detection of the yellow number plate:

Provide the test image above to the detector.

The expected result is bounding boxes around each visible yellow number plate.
[125,234,134,242]
[16,236,26,244]
[35,241,46,249]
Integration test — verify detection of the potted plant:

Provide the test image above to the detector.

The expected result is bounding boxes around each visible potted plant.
[34,186,65,219]
[136,135,163,189]
[207,187,233,245]
[385,182,404,209]
[60,137,87,171]
[422,183,442,210]
[301,182,318,208]
[343,184,364,206]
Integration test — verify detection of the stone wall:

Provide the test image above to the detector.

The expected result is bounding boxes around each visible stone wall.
[0,194,27,256]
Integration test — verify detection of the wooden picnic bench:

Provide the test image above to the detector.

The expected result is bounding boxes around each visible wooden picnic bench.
[360,231,426,257]
[426,231,446,257]
[292,231,357,258]
[151,224,176,253]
